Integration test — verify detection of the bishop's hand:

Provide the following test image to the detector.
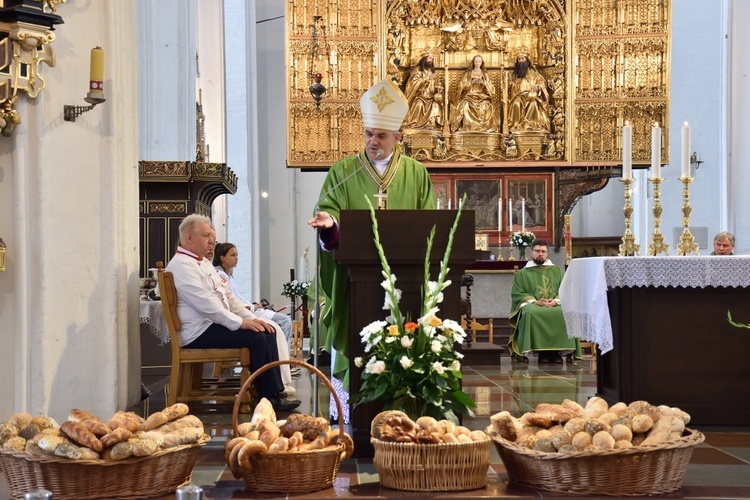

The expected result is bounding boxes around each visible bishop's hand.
[308,211,335,229]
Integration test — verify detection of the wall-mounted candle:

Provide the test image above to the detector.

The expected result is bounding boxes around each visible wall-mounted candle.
[521,198,526,232]
[508,199,512,229]
[651,122,661,179]
[622,121,632,179]
[681,122,691,178]
[89,47,104,95]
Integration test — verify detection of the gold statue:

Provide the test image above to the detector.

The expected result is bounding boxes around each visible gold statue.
[450,54,499,133]
[508,50,550,133]
[402,54,444,131]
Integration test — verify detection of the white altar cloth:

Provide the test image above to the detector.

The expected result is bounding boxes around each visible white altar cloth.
[559,255,750,354]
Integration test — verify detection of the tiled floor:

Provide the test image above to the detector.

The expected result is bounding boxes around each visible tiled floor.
[136,356,750,499]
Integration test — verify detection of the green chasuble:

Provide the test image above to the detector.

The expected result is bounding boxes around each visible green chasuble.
[508,263,581,359]
[315,148,436,389]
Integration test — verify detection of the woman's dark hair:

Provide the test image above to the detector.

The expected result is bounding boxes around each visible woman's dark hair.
[213,242,236,268]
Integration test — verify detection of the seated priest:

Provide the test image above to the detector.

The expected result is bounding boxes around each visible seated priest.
[508,238,581,363]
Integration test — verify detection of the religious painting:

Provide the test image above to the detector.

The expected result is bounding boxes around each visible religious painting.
[431,178,452,211]
[474,233,489,251]
[505,176,550,237]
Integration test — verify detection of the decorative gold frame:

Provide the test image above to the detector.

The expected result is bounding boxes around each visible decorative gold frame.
[286,0,670,170]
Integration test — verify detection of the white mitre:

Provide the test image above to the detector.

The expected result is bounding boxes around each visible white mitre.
[360,79,409,131]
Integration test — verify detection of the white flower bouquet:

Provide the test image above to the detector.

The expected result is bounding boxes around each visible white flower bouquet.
[349,195,476,423]
[510,230,536,249]
[281,279,311,298]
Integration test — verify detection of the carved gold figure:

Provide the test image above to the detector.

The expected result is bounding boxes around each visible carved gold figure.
[508,51,550,133]
[402,53,444,130]
[450,55,498,133]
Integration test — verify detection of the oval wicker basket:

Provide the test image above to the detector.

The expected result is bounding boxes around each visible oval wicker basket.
[228,359,346,494]
[372,434,491,491]
[0,435,210,500]
[488,427,705,496]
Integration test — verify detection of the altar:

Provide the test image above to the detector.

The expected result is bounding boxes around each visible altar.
[560,255,750,425]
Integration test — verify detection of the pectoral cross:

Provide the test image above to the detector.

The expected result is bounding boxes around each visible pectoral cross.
[374,190,388,210]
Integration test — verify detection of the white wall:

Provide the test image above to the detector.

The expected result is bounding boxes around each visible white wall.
[0,0,140,421]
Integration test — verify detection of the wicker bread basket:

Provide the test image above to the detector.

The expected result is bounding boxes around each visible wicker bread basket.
[0,435,209,500]
[372,434,491,491]
[229,359,346,493]
[488,427,704,496]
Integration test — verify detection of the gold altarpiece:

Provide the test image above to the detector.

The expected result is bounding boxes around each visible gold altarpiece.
[287,0,670,243]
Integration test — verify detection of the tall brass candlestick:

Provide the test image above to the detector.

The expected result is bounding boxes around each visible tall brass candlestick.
[618,178,640,256]
[508,238,516,260]
[675,176,700,256]
[647,177,669,255]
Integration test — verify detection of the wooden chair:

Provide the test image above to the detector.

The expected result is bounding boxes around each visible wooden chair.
[156,262,252,408]
[290,319,305,360]
[580,341,597,359]
[461,316,494,344]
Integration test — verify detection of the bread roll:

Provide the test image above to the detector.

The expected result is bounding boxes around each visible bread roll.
[0,422,19,445]
[108,441,133,460]
[238,440,267,470]
[131,438,159,457]
[9,413,32,428]
[106,411,143,433]
[54,442,83,460]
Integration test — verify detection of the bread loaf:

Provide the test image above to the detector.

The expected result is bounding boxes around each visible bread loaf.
[101,427,133,448]
[142,411,169,431]
[107,411,142,433]
[162,403,190,421]
[61,421,103,453]
[131,438,159,457]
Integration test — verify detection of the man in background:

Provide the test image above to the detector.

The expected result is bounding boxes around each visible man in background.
[712,231,735,255]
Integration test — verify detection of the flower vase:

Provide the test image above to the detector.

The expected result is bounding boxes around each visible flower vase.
[518,247,527,260]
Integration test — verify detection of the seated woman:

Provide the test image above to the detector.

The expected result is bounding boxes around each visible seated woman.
[212,242,297,393]
[450,54,499,133]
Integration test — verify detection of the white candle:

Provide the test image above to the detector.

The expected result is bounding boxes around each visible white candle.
[437,199,441,210]
[622,121,632,180]
[651,122,661,179]
[521,198,525,232]
[681,122,691,178]
[498,199,502,231]
[448,198,451,210]
[508,199,512,229]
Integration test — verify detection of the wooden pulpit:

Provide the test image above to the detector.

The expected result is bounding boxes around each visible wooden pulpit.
[336,209,478,457]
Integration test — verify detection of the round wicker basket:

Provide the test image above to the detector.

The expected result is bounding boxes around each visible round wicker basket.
[228,359,346,494]
[488,427,704,496]
[0,435,209,500]
[372,434,491,491]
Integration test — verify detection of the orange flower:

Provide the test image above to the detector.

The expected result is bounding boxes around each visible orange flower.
[387,324,401,336]
[404,322,418,333]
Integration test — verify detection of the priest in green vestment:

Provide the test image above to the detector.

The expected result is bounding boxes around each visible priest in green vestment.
[508,238,581,363]
[308,79,436,394]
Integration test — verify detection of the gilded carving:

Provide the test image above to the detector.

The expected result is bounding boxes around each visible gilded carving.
[148,202,187,214]
[287,0,670,170]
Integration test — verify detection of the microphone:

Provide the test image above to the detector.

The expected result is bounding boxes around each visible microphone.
[312,160,368,217]
[374,148,384,158]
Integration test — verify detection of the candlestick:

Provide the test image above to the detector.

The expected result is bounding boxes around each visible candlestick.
[675,176,700,256]
[681,122,691,179]
[564,214,573,267]
[622,121,632,180]
[521,198,525,232]
[647,177,669,255]
[651,122,661,179]
[89,47,104,96]
[618,178,640,256]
